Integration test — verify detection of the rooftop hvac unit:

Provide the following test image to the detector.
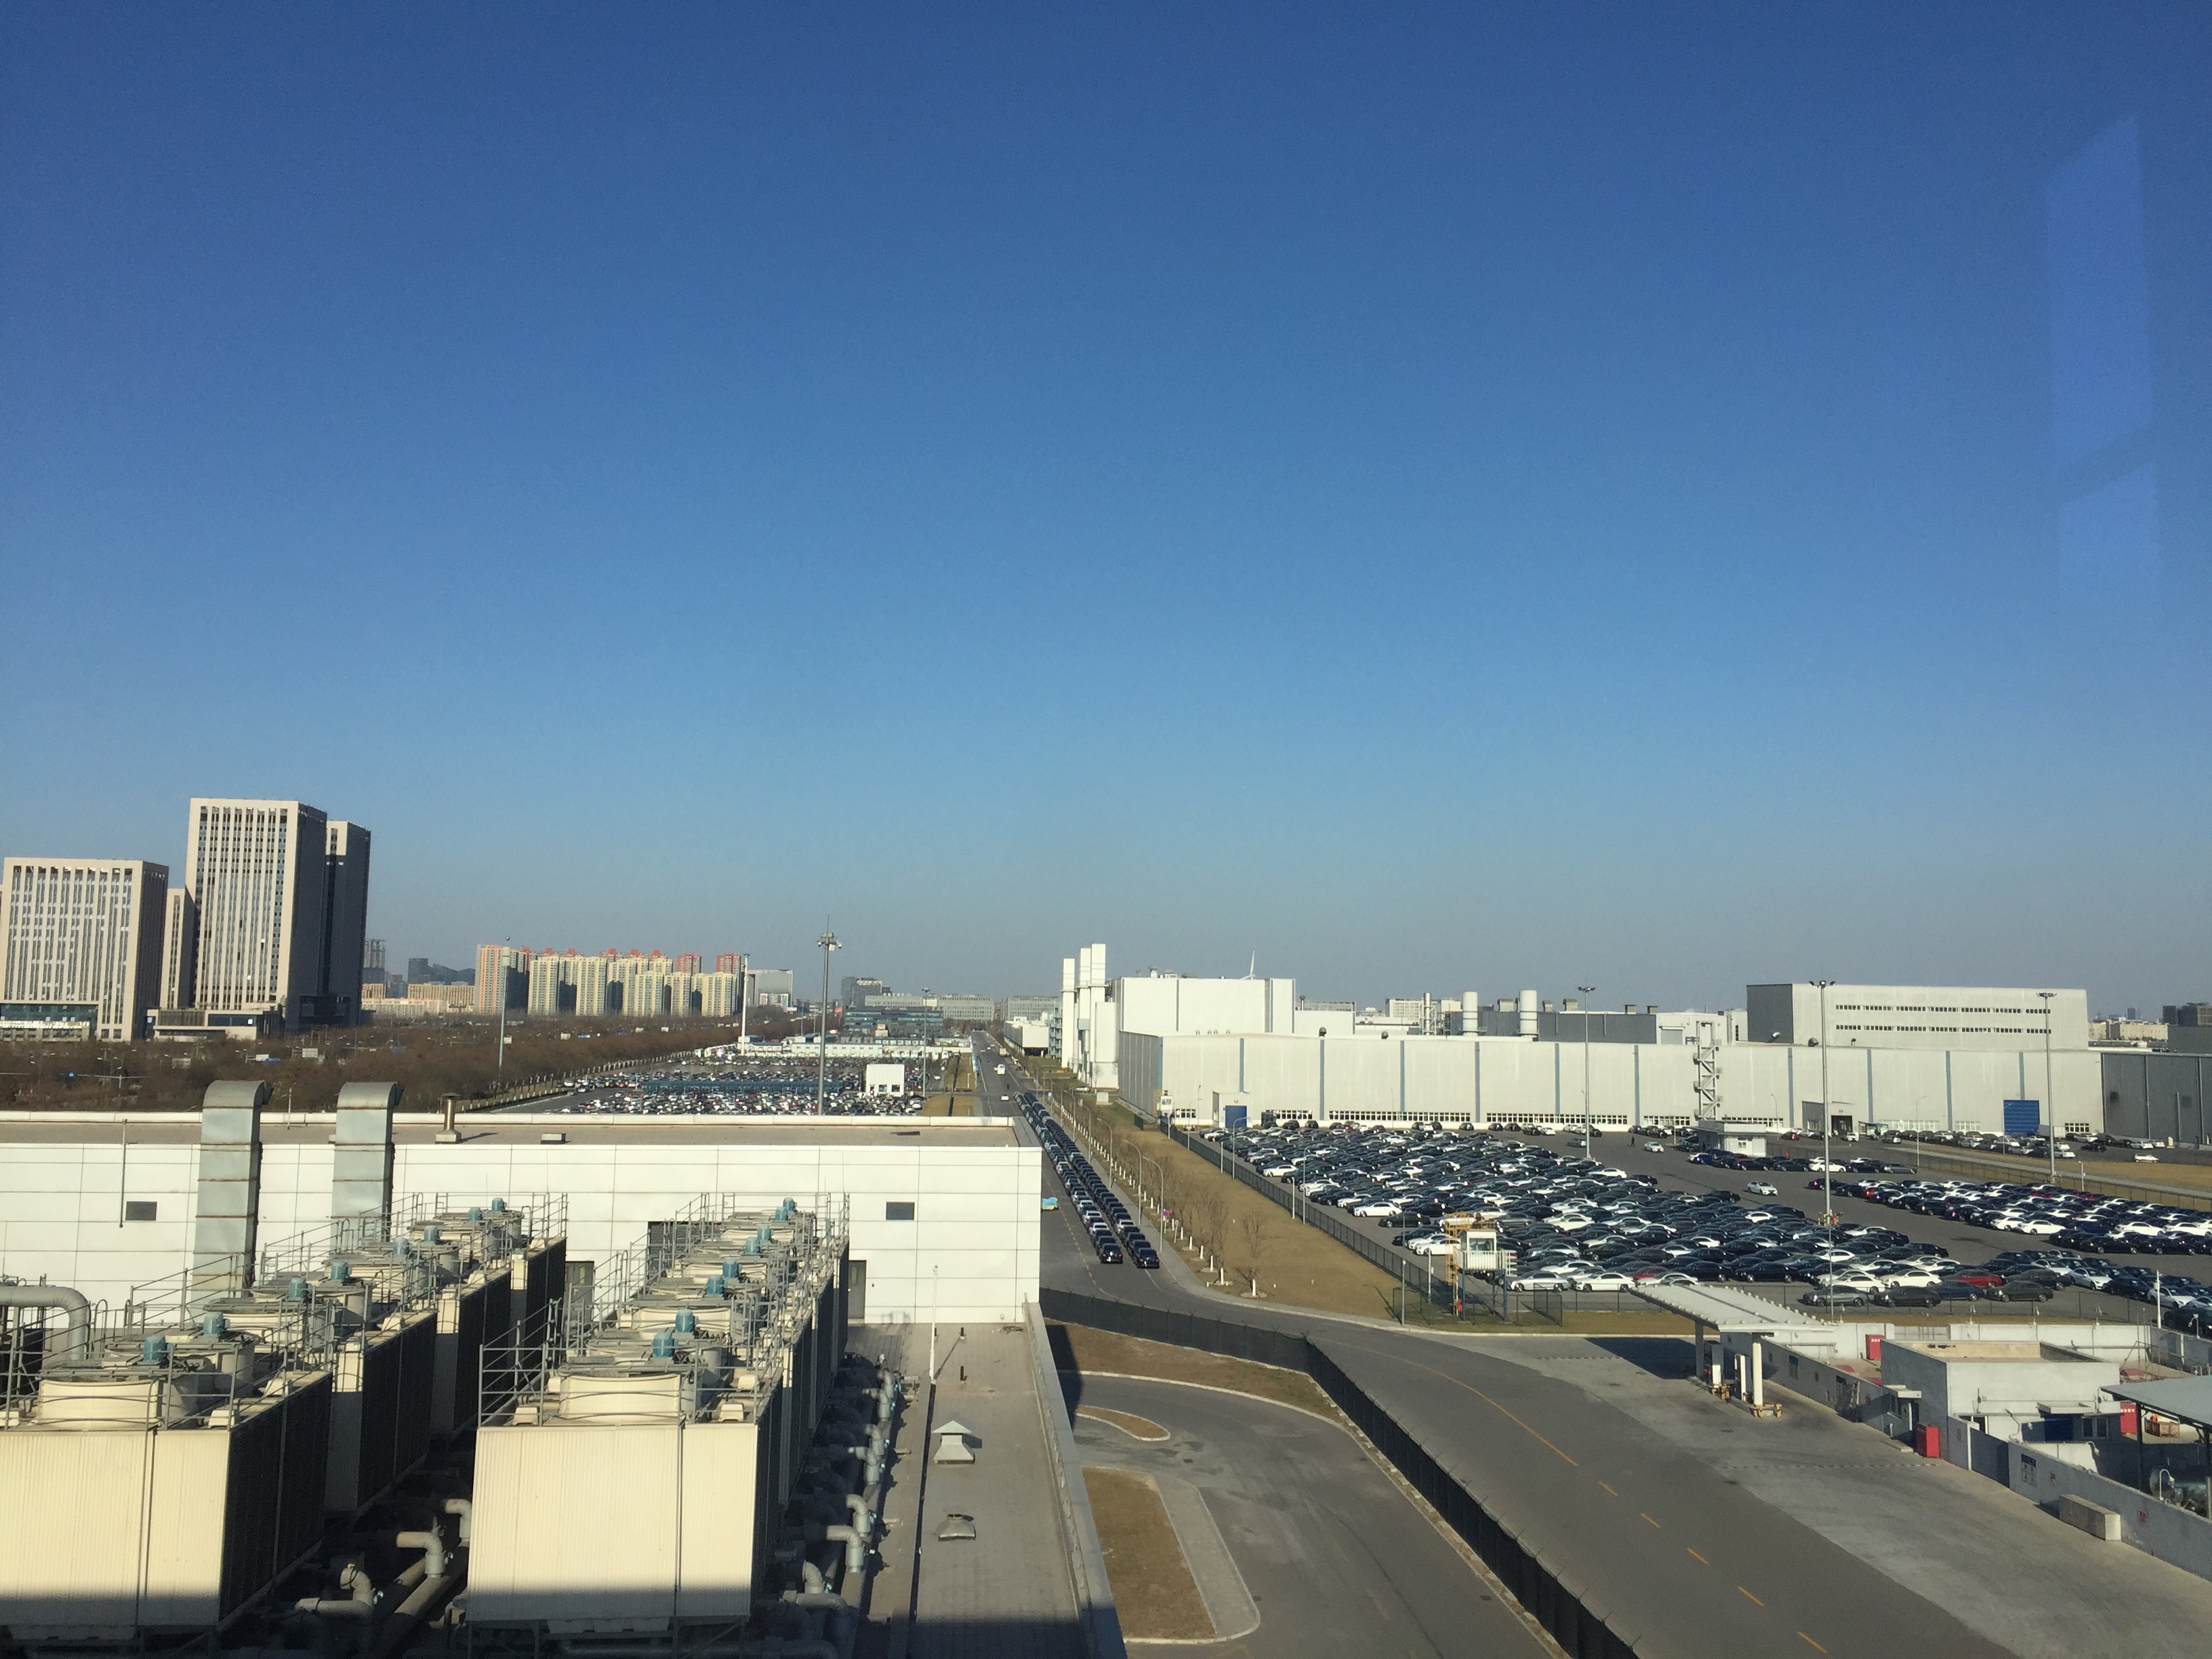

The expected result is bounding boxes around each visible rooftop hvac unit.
[0,1318,329,1641]
[470,1195,849,1635]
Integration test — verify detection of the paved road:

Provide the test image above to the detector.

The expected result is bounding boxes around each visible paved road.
[1067,1373,1548,1659]
[995,1042,2028,1659]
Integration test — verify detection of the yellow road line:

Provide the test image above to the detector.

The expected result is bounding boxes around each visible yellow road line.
[1739,1586,1763,1605]
[1335,1340,1580,1466]
[1599,1481,1616,1496]
[1686,1548,1708,1564]
[1799,1635,1826,1653]
[1640,1512,1660,1528]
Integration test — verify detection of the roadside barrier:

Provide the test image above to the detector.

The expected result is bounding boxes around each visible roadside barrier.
[1043,1286,1641,1659]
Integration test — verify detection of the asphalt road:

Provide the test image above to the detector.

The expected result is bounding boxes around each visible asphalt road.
[999,1043,2022,1659]
[1067,1373,1547,1659]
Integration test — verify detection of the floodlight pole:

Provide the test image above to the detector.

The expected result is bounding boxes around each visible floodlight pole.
[1815,980,1835,1235]
[1578,987,1597,1158]
[815,929,840,1114]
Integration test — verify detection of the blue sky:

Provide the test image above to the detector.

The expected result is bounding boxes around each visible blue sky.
[3,5,2208,1012]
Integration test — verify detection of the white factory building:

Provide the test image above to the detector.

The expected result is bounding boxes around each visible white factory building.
[1059,943,2099,1137]
[0,1111,1040,1326]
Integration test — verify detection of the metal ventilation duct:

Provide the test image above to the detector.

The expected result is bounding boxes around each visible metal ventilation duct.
[192,1082,269,1297]
[331,1082,401,1238]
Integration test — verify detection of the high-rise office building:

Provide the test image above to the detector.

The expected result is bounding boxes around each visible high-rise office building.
[161,889,199,1010]
[165,798,371,1033]
[177,799,329,1031]
[0,858,169,1040]
[320,821,371,1026]
[363,937,386,983]
[475,945,533,1014]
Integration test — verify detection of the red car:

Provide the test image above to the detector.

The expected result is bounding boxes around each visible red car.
[1951,1267,2004,1288]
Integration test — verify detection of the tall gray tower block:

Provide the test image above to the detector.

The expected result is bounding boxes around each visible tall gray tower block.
[332,1082,401,1244]
[192,1081,270,1296]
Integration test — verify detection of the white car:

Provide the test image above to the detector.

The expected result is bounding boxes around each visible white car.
[1644,1142,1666,1153]
[2135,1153,2161,1163]
[1509,1273,1573,1291]
[1409,1236,1459,1257]
[1745,1181,1779,1196]
[1572,1271,1637,1292]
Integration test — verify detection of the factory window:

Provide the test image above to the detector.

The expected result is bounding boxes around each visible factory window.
[884,1201,916,1221]
[123,1201,157,1222]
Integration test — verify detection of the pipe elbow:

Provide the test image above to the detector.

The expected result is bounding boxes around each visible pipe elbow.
[443,1496,473,1543]
[396,1529,447,1578]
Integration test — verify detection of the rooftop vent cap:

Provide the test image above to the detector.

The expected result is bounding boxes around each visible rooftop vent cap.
[141,1336,170,1366]
[491,1198,508,1212]
[201,1313,228,1338]
[674,1309,697,1335]
[705,1273,726,1296]
[651,1330,679,1359]
[468,1208,485,1223]
[286,1276,309,1303]
[423,1224,442,1244]
[329,1260,352,1284]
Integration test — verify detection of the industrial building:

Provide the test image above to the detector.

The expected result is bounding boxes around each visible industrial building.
[0,1084,930,1658]
[0,1109,1038,1328]
[1062,941,2102,1136]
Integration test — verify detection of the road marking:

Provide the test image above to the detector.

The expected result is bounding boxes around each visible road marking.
[1598,1481,1616,1495]
[1686,1547,1707,1564]
[1739,1586,1763,1605]
[1336,1340,1578,1466]
[1639,1512,1659,1528]
[1799,1635,1826,1653]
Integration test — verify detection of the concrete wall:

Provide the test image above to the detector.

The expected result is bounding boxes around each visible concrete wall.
[2006,1443,2212,1580]
[0,1124,1040,1324]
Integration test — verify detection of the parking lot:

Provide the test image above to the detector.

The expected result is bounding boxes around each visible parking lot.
[1198,1120,2212,1326]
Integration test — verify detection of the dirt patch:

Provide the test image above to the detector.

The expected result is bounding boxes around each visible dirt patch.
[1081,1466,1212,1641]
[1052,1322,1336,1418]
[1076,1405,1170,1441]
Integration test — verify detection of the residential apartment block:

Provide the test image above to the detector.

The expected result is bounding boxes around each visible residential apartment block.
[0,858,169,1040]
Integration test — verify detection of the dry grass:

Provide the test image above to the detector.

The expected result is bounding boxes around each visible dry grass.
[1051,1322,1336,1418]
[1080,1467,1212,1641]
[1076,1405,1170,1441]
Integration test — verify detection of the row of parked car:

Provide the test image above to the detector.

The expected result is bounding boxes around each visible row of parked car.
[1202,1120,2099,1310]
[1023,1093,1160,1269]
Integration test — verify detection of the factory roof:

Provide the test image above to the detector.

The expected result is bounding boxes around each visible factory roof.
[0,1111,1020,1147]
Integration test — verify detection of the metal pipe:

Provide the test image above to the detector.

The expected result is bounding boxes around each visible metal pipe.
[368,1568,461,1659]
[396,1528,448,1578]
[0,1284,92,1366]
[824,1523,865,1578]
[443,1496,473,1543]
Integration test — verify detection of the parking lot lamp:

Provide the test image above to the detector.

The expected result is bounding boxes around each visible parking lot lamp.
[815,929,839,1114]
[1578,987,1597,1157]
[1814,980,1835,1234]
[2039,990,2057,1186]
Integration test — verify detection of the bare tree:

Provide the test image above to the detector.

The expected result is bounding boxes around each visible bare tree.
[1231,1209,1269,1296]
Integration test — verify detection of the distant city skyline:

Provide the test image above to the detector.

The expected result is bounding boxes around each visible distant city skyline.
[3,7,2206,1016]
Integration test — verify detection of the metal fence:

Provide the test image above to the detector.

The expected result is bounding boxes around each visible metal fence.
[1042,1288,1635,1659]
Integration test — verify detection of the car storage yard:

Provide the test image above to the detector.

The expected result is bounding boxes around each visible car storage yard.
[1193,1120,2212,1328]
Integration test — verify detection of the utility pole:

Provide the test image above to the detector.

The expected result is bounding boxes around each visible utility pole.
[1578,987,1597,1158]
[2040,989,2057,1186]
[815,928,840,1114]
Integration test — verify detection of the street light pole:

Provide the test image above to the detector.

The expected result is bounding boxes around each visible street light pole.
[2040,989,2057,1186]
[1814,979,1835,1235]
[815,929,840,1114]
[1578,986,1597,1158]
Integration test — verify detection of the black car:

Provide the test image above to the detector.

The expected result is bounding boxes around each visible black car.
[1982,1277,2056,1303]
[1867,1284,1942,1308]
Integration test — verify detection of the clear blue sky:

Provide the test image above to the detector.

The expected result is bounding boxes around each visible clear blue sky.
[4,5,2208,1012]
